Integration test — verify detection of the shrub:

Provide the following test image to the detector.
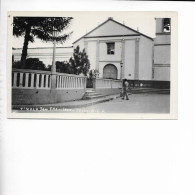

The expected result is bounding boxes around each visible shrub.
[12,58,46,71]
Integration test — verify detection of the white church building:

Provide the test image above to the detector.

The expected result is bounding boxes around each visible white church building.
[73,17,170,88]
[73,17,153,81]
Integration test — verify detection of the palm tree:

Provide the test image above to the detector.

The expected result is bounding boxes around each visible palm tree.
[13,17,73,68]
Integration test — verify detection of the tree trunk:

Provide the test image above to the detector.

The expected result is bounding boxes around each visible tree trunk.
[21,25,31,69]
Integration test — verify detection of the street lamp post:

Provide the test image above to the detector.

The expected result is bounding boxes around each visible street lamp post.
[51,29,57,89]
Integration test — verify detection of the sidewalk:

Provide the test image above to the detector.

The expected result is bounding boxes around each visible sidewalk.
[12,88,169,111]
[12,94,121,110]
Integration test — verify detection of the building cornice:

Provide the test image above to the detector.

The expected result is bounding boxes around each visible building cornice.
[156,32,171,35]
[84,34,141,39]
[154,64,170,67]
[154,44,171,46]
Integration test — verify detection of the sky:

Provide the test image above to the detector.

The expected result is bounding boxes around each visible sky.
[12,12,159,48]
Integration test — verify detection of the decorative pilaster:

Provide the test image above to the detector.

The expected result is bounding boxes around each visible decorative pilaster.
[120,39,125,79]
[152,43,155,79]
[134,38,140,80]
[84,40,88,54]
[122,39,125,79]
[96,40,100,71]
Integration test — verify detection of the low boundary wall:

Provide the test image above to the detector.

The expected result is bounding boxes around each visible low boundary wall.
[12,88,85,105]
[127,80,170,89]
[12,69,87,105]
[95,78,122,96]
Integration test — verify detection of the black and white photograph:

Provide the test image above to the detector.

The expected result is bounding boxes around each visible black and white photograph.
[1,1,195,195]
[7,11,177,119]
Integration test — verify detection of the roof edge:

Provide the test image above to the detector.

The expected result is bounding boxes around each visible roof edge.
[73,17,153,44]
[73,18,111,44]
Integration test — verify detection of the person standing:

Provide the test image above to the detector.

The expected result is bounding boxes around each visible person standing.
[122,79,129,100]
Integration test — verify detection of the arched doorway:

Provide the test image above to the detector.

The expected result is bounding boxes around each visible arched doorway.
[103,64,117,79]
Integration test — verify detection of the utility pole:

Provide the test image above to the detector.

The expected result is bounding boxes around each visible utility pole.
[51,29,57,89]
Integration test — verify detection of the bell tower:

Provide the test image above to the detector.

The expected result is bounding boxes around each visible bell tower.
[153,18,171,86]
[156,18,171,34]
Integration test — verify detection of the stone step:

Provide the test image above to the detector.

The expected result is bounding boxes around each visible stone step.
[85,92,100,96]
[83,94,106,100]
[83,89,106,100]
[86,89,95,92]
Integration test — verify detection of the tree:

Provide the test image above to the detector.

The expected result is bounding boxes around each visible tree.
[88,69,100,79]
[69,46,90,76]
[47,61,72,73]
[13,58,46,70]
[13,17,73,68]
[56,61,72,74]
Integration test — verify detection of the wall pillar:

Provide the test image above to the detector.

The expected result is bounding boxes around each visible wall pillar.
[152,43,155,79]
[96,40,100,71]
[134,38,140,80]
[51,74,56,89]
[84,40,88,54]
[121,39,125,79]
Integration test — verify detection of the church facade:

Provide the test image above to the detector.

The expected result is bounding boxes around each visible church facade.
[73,17,171,88]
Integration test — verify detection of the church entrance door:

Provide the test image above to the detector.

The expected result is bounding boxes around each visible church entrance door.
[103,64,117,79]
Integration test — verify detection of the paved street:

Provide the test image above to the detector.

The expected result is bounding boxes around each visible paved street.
[13,94,170,113]
[73,94,170,113]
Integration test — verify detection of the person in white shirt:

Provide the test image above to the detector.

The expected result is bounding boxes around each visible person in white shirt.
[122,79,129,100]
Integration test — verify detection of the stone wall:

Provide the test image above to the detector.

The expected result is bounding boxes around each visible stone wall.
[12,88,86,105]
[12,69,87,105]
